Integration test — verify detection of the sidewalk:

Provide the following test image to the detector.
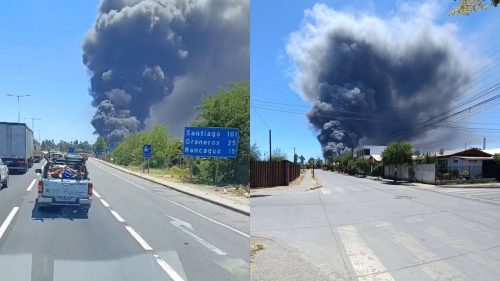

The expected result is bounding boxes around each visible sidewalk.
[92,158,249,215]
[363,175,500,189]
[250,170,313,195]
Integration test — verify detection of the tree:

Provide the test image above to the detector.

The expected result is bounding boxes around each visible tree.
[381,142,413,166]
[299,155,305,166]
[449,0,499,16]
[250,143,261,161]
[191,80,250,184]
[293,153,298,164]
[93,136,107,155]
[271,148,287,162]
[307,157,315,168]
[315,157,323,168]
[494,154,500,165]
[355,158,370,175]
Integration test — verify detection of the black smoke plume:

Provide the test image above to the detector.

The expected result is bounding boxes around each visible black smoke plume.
[83,0,249,145]
[286,3,474,157]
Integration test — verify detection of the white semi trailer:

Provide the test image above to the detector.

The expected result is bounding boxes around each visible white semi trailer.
[0,122,34,174]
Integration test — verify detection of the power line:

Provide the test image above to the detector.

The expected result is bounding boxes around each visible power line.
[251,105,270,129]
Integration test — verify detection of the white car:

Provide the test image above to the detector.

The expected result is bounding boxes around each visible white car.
[0,158,9,188]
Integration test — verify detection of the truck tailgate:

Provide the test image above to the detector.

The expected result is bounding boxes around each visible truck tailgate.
[43,180,90,202]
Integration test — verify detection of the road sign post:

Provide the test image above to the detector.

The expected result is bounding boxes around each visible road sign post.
[183,127,239,185]
[143,144,152,174]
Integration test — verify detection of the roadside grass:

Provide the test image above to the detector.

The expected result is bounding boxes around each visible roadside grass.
[124,165,190,181]
[289,170,306,186]
[250,243,265,262]
[112,162,250,198]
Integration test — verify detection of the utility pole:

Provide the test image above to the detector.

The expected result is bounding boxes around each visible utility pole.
[6,94,30,122]
[465,142,467,150]
[269,129,272,162]
[25,117,41,131]
[483,137,486,150]
[294,147,296,163]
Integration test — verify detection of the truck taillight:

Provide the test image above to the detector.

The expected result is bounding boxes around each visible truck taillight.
[38,181,44,194]
[88,183,93,196]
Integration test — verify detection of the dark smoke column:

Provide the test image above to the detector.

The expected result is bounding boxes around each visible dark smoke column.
[83,0,249,145]
[286,3,473,157]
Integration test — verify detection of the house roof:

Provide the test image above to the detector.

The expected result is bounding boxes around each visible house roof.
[452,156,493,160]
[371,155,382,162]
[436,148,492,158]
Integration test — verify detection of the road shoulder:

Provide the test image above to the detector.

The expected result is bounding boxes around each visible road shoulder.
[92,158,250,215]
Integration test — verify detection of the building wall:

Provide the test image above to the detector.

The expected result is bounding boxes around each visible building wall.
[445,157,482,178]
[384,164,436,184]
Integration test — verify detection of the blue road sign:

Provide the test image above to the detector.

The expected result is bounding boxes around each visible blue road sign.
[183,127,239,158]
[97,150,102,157]
[68,147,75,154]
[143,144,152,159]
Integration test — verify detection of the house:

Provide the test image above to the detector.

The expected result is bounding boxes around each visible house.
[436,148,493,178]
[354,145,386,161]
[368,154,382,165]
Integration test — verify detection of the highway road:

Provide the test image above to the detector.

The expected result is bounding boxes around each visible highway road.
[252,170,500,281]
[0,158,249,281]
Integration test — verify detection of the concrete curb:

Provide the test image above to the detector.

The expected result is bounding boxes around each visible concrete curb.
[309,174,322,191]
[91,158,250,216]
[308,185,323,191]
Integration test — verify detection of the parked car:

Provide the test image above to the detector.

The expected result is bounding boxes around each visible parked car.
[0,158,9,188]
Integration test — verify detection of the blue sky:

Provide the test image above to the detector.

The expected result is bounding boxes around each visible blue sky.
[0,0,99,143]
[250,0,500,161]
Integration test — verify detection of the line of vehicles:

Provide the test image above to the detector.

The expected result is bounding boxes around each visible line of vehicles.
[1,122,93,211]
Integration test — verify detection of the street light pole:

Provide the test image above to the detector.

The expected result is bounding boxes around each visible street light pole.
[25,117,41,131]
[6,94,30,122]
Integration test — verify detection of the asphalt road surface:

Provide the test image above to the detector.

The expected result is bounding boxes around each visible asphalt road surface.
[420,185,500,204]
[251,170,500,281]
[0,158,249,281]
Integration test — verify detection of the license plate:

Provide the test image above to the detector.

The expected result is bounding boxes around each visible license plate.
[55,196,76,202]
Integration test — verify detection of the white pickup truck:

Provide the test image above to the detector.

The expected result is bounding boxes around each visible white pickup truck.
[35,154,92,212]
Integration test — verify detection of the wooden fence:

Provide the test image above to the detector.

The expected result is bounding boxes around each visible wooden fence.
[250,160,301,188]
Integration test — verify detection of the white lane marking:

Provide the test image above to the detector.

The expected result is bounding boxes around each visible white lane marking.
[125,225,153,251]
[83,171,184,281]
[469,190,500,196]
[155,258,185,281]
[379,223,467,281]
[0,207,20,240]
[94,163,145,190]
[26,179,36,192]
[425,226,479,253]
[167,215,228,256]
[110,210,125,223]
[92,160,249,238]
[337,225,395,281]
[161,197,249,238]
[100,199,110,208]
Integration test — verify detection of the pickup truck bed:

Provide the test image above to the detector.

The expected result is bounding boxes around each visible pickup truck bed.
[36,155,92,211]
[37,178,92,208]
